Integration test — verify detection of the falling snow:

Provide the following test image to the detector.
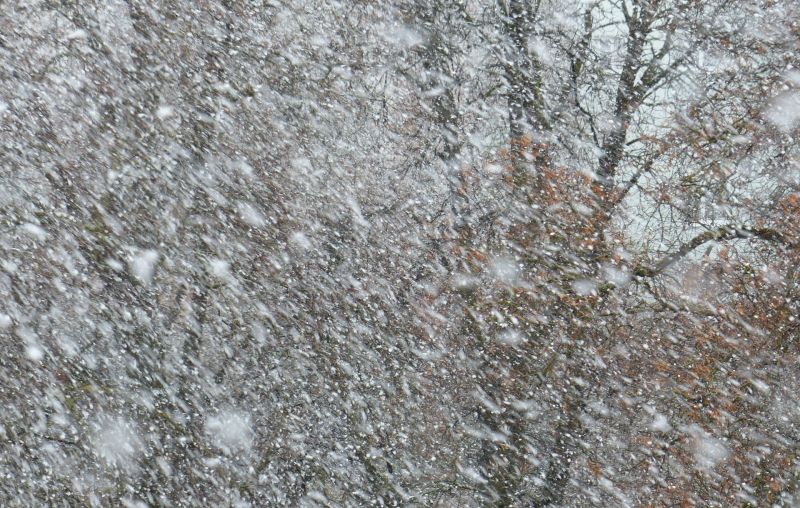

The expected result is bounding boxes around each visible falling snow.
[1,0,799,506]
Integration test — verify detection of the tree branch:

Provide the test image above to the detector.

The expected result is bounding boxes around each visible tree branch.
[635,225,794,277]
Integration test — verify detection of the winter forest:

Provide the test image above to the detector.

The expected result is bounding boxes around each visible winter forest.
[1,0,799,506]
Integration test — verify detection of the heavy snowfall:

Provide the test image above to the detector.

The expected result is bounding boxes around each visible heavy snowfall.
[1,0,799,506]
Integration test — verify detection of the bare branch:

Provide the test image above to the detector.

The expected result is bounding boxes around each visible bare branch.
[635,225,794,277]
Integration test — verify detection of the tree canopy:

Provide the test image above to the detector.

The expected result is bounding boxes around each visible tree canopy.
[1,0,799,505]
